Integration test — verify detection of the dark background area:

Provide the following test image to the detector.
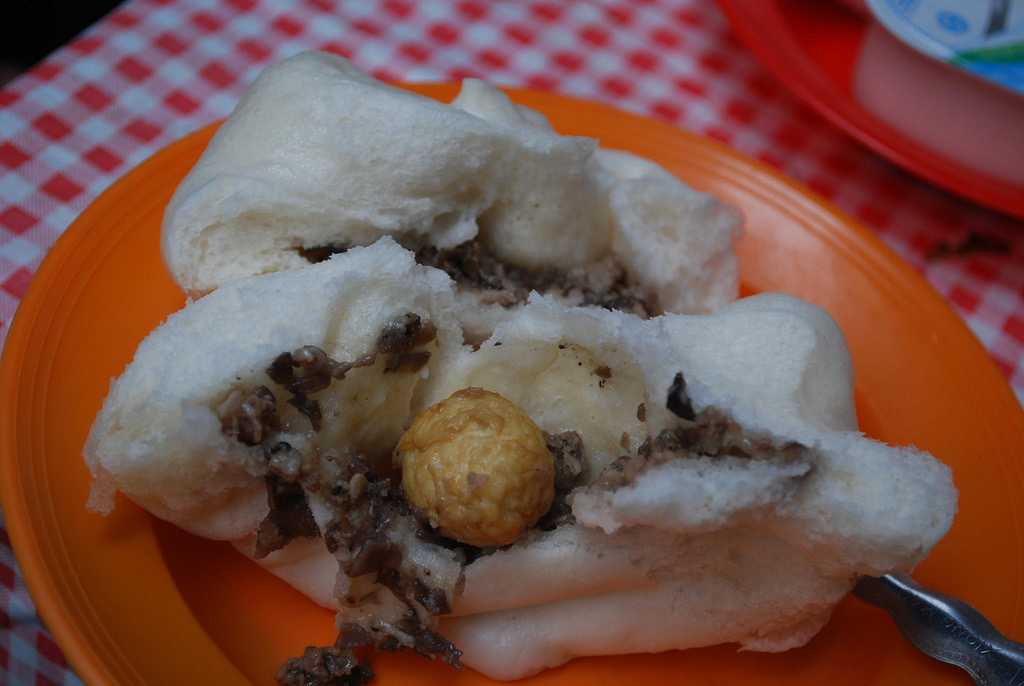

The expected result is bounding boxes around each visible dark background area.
[0,1,124,84]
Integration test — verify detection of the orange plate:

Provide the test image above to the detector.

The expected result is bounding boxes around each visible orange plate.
[2,85,1023,686]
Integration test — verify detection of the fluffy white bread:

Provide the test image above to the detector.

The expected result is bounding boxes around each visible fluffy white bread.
[231,291,955,678]
[417,295,952,676]
[162,51,740,315]
[86,241,956,679]
[595,149,739,314]
[85,238,462,540]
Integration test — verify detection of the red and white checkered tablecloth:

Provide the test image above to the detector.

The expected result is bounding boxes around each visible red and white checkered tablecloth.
[0,0,1021,683]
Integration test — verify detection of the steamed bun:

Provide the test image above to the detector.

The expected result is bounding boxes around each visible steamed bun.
[86,238,461,539]
[85,239,956,680]
[162,52,740,321]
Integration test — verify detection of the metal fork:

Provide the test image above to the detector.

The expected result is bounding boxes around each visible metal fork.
[854,573,1024,685]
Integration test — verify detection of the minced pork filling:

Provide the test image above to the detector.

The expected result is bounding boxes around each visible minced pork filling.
[297,240,659,318]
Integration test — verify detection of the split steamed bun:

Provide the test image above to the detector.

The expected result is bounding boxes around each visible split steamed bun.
[85,239,956,680]
[86,239,462,539]
[162,52,740,320]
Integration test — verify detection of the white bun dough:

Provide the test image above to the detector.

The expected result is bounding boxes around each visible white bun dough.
[162,52,740,320]
[88,239,955,679]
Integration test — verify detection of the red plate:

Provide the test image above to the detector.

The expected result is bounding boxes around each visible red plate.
[715,0,1024,220]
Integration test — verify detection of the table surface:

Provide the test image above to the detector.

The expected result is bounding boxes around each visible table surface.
[0,0,1021,683]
